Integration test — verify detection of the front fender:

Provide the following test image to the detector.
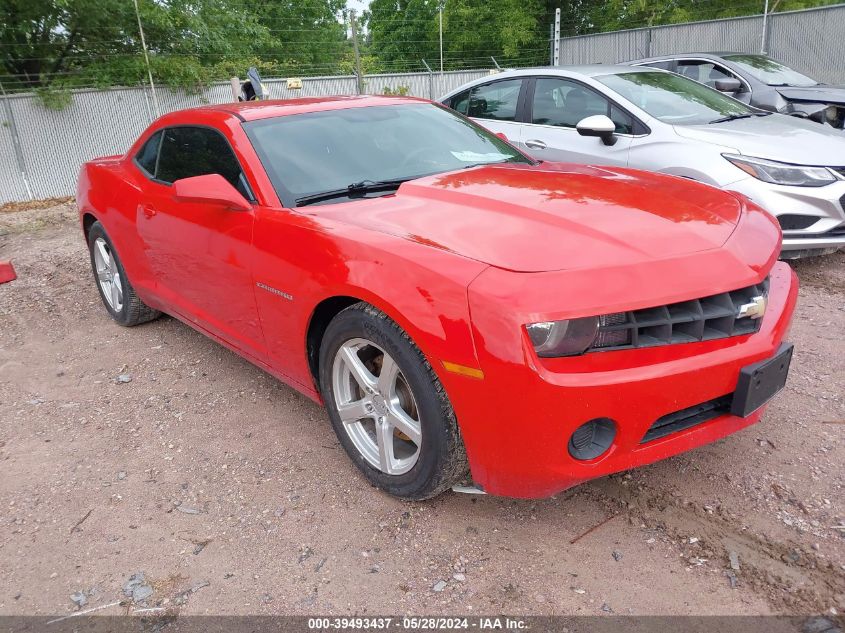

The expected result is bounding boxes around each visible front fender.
[251,207,488,401]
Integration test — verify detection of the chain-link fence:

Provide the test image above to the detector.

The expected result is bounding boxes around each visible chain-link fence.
[557,3,845,85]
[0,69,494,203]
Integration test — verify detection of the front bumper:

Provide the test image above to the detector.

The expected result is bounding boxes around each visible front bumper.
[727,178,845,253]
[445,262,798,498]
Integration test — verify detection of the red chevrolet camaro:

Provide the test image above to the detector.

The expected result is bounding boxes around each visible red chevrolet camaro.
[77,96,798,499]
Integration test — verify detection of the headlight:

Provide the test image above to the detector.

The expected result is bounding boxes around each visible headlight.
[526,318,598,357]
[723,154,835,187]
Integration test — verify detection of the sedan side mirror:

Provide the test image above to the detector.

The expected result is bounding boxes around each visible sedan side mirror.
[714,78,742,93]
[576,115,617,146]
[172,174,252,212]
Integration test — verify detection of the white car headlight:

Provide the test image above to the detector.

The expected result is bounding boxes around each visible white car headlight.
[723,154,836,187]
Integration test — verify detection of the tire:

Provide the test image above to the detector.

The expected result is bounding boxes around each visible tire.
[319,303,468,500]
[87,221,160,327]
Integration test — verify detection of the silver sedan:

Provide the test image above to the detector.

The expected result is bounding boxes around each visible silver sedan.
[439,66,845,257]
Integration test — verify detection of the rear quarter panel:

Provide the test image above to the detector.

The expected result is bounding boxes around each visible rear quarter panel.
[77,154,162,307]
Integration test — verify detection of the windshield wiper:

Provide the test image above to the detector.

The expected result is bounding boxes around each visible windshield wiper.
[709,112,772,124]
[295,178,410,207]
[709,113,754,124]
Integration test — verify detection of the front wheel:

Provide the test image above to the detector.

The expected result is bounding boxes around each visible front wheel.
[319,303,468,500]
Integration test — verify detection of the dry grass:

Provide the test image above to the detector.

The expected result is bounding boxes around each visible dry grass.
[0,196,73,214]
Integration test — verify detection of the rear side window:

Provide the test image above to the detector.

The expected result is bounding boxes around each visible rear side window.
[135,131,161,176]
[448,90,471,115]
[156,127,244,190]
[467,79,523,121]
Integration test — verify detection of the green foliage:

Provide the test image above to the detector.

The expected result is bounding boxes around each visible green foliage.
[0,0,348,93]
[383,84,411,95]
[34,85,72,110]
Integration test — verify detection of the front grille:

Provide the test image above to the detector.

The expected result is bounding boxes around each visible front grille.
[641,394,732,443]
[833,167,845,178]
[589,278,768,352]
[778,214,818,231]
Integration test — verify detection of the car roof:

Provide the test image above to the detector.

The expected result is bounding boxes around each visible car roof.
[184,95,431,122]
[501,64,658,78]
[626,52,752,63]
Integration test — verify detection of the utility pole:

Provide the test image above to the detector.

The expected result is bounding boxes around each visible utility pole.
[760,0,770,53]
[553,8,561,66]
[350,10,364,95]
[439,2,444,74]
[132,0,160,118]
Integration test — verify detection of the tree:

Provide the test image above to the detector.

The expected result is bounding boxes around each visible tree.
[442,0,545,67]
[365,0,547,71]
[364,0,440,72]
[0,0,347,92]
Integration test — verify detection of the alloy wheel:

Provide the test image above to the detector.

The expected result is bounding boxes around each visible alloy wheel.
[93,237,123,312]
[331,338,422,475]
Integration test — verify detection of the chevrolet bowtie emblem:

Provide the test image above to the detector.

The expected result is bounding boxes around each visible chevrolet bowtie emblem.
[737,295,767,319]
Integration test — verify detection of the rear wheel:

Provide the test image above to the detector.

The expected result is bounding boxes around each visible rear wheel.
[87,222,160,327]
[319,303,468,499]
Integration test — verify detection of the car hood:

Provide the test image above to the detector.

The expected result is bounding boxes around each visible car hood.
[312,163,744,273]
[776,85,845,106]
[673,114,845,164]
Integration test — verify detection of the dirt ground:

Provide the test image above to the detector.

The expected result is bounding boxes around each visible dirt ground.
[0,202,843,619]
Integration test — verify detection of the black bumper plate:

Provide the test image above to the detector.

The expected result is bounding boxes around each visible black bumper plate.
[731,343,793,418]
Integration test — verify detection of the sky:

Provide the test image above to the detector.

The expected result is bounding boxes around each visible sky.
[347,0,372,13]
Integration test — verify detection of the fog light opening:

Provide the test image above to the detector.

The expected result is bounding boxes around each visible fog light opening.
[568,418,617,461]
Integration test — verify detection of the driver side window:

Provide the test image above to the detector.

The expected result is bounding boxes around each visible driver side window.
[676,60,739,89]
[531,78,634,134]
[149,126,254,200]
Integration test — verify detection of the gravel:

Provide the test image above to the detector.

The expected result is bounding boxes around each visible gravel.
[1,202,843,617]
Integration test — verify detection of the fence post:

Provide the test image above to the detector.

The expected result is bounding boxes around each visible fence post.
[422,60,434,99]
[553,8,561,66]
[645,27,652,57]
[350,10,364,94]
[761,0,770,53]
[0,81,34,201]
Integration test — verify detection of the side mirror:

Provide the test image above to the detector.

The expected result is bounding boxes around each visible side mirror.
[714,78,742,93]
[172,174,252,212]
[495,132,508,141]
[576,115,617,146]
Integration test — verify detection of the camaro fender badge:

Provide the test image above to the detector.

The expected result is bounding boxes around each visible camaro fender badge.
[256,282,293,301]
[737,295,767,320]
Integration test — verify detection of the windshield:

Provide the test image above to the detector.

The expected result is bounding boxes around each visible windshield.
[596,71,753,125]
[723,54,817,87]
[244,102,532,207]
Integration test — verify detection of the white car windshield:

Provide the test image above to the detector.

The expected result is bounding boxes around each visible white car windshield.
[244,102,532,207]
[723,54,817,87]
[597,71,754,126]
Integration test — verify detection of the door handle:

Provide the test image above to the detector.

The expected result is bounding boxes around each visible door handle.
[525,139,547,150]
[142,204,157,219]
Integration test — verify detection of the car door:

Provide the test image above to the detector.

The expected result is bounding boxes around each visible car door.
[449,78,527,143]
[136,125,266,360]
[518,76,633,166]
